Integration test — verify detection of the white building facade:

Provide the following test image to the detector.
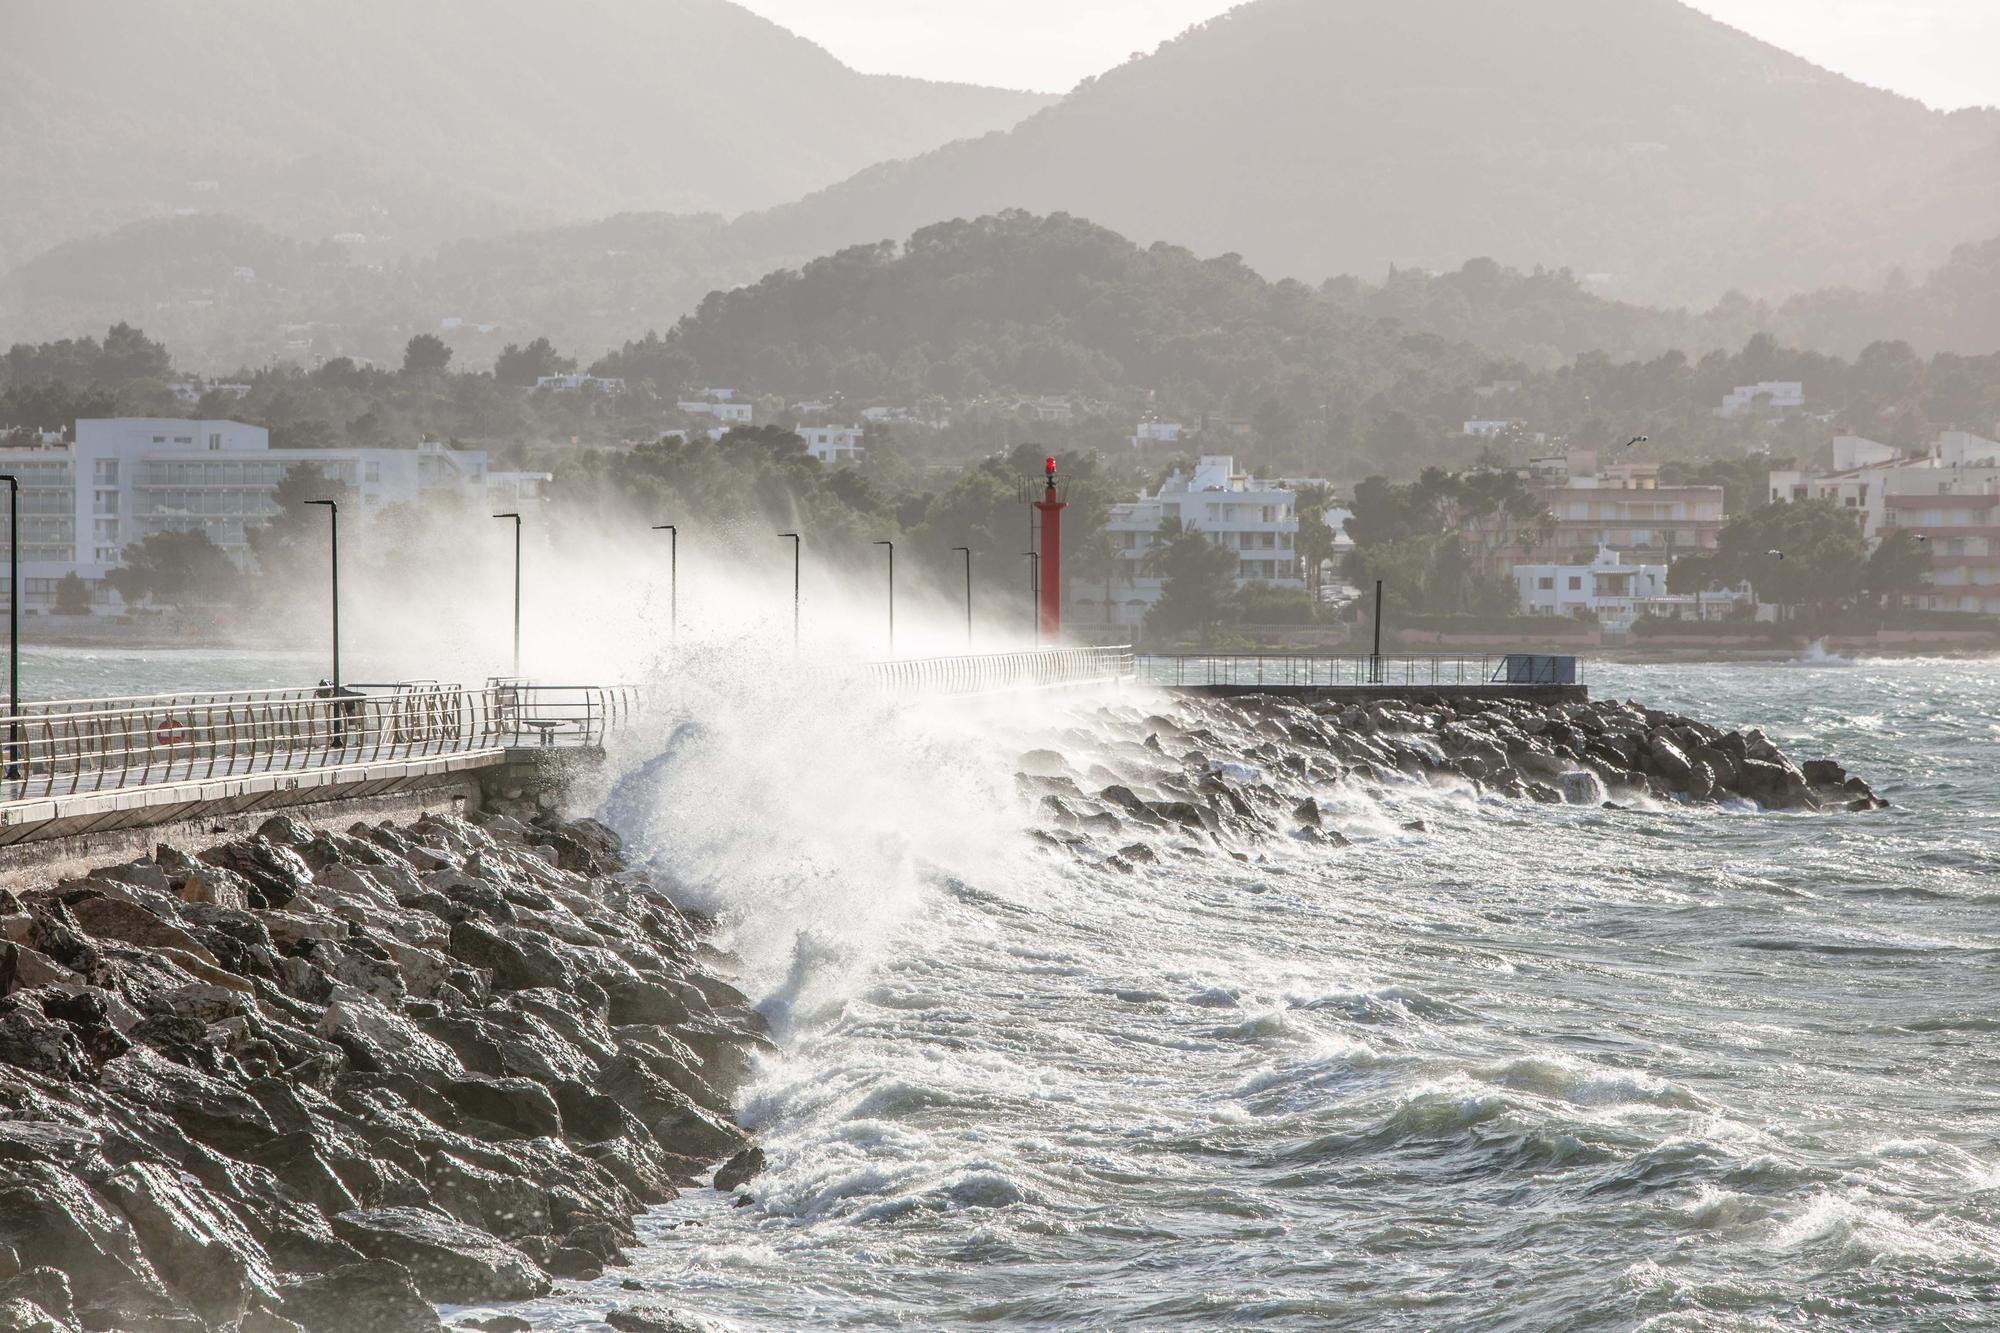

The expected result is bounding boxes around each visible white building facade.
[1082,455,1303,627]
[1513,547,1668,632]
[798,426,865,465]
[0,419,544,613]
[679,400,753,424]
[1718,381,1805,418]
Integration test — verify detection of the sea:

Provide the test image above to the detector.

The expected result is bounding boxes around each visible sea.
[22,647,2000,1330]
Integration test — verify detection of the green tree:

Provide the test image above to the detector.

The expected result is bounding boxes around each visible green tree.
[53,572,91,615]
[495,337,575,387]
[1293,483,1338,597]
[106,530,240,609]
[1709,499,1867,614]
[1144,519,1237,645]
[1865,528,1932,605]
[402,333,453,375]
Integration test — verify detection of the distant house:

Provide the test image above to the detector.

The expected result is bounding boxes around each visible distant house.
[1717,381,1804,418]
[1513,546,1667,632]
[799,425,865,465]
[1464,419,1524,439]
[677,399,750,422]
[536,374,626,394]
[1131,421,1184,447]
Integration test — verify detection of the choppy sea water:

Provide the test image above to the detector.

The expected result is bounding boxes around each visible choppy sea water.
[26,648,1997,1329]
[456,657,1996,1331]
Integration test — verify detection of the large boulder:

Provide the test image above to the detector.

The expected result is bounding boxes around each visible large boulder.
[0,1163,179,1327]
[101,1161,281,1327]
[197,839,313,910]
[330,1208,548,1303]
[278,1260,440,1333]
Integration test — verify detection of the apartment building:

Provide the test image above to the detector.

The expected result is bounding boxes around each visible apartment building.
[1082,455,1302,627]
[0,419,547,612]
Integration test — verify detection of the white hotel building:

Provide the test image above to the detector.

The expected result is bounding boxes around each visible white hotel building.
[0,419,546,613]
[1082,455,1303,627]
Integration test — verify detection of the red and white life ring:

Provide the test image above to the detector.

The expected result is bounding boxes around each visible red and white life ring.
[156,717,187,746]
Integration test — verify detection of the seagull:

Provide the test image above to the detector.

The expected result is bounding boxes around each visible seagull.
[1625,436,1649,448]
[1914,534,1929,543]
[1766,549,1786,560]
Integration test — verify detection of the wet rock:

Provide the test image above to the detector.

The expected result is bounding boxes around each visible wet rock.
[101,1161,281,1326]
[0,1162,178,1327]
[279,1260,440,1333]
[198,838,314,911]
[330,1208,549,1304]
[605,1307,712,1333]
[0,1271,76,1331]
[713,1146,766,1193]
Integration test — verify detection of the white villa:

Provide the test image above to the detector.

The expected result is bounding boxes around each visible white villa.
[1079,455,1303,627]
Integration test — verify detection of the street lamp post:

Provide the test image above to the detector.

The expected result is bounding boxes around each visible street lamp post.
[779,533,800,652]
[1370,578,1385,685]
[951,546,972,651]
[1024,551,1041,648]
[1,475,17,772]
[651,525,677,641]
[873,540,895,658]
[493,512,522,676]
[304,500,341,692]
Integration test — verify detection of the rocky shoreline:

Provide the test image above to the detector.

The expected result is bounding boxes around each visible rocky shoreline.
[0,811,768,1333]
[1028,691,1883,863]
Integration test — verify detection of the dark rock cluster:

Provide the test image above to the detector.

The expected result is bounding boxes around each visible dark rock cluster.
[0,810,770,1332]
[1024,692,1882,866]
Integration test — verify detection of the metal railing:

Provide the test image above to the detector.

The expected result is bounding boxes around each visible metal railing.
[1133,654,1585,689]
[0,682,635,805]
[867,646,1136,696]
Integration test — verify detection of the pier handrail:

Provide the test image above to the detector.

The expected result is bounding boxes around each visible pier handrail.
[866,646,1135,696]
[1133,653,1584,689]
[0,683,632,805]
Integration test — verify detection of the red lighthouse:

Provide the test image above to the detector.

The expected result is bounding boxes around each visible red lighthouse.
[1034,456,1066,643]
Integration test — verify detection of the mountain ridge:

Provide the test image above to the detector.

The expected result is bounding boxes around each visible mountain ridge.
[728,0,2000,306]
[0,0,1052,269]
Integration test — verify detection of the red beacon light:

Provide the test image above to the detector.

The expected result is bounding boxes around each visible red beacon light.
[1045,456,1057,479]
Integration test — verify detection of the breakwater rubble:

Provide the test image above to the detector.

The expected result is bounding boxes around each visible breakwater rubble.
[1026,692,1883,865]
[0,810,769,1332]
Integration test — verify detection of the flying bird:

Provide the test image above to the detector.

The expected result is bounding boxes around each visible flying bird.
[1766,549,1786,560]
[1914,533,1929,543]
[1625,436,1649,448]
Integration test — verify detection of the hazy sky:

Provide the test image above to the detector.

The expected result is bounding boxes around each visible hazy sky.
[740,0,1999,110]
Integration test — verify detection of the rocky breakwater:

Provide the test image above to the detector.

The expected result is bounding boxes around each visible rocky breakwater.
[1024,691,1882,866]
[0,811,772,1332]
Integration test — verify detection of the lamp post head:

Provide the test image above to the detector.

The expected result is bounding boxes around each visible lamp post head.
[652,524,676,532]
[305,499,337,510]
[492,512,521,523]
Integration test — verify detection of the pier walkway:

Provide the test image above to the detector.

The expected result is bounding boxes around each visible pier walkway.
[0,648,1581,848]
[0,648,1138,847]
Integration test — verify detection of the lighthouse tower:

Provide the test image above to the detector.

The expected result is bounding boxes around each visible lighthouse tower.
[1033,456,1067,644]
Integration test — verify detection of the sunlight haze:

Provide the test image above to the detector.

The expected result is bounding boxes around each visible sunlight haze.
[741,0,1999,109]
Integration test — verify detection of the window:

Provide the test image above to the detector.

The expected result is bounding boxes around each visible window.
[1537,576,1555,591]
[92,459,119,484]
[93,491,118,515]
[1567,576,1583,591]
[208,433,222,450]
